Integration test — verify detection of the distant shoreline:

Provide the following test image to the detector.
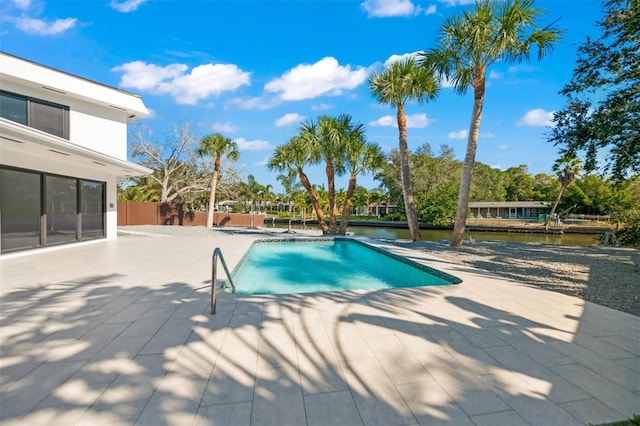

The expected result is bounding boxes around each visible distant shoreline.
[270,217,614,235]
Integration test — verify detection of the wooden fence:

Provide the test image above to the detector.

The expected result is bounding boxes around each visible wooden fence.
[117,202,264,227]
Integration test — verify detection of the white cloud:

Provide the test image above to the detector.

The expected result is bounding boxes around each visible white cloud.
[112,61,187,90]
[448,129,467,139]
[439,0,475,5]
[212,121,236,133]
[234,137,271,151]
[110,0,147,12]
[489,70,502,79]
[13,17,76,35]
[361,0,422,17]
[424,4,437,15]
[264,57,369,101]
[369,115,395,127]
[498,144,509,150]
[508,64,537,73]
[227,95,281,110]
[12,0,31,10]
[275,113,305,127]
[112,61,251,105]
[448,129,494,139]
[369,113,433,128]
[406,113,435,128]
[311,103,333,111]
[383,51,420,68]
[518,108,554,127]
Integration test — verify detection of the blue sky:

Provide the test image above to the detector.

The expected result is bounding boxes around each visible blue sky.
[1,0,603,193]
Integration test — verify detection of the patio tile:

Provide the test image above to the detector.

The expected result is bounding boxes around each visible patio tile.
[423,352,511,417]
[485,325,574,367]
[396,380,474,426]
[304,390,363,426]
[193,401,252,426]
[469,410,529,426]
[296,339,348,394]
[2,227,639,426]
[559,398,628,425]
[551,363,640,415]
[341,357,416,425]
[366,334,433,385]
[599,334,640,356]
[0,359,84,420]
[138,317,196,358]
[84,354,166,419]
[504,395,581,425]
[200,346,257,406]
[548,340,640,392]
[616,356,640,373]
[135,373,207,425]
[251,367,305,426]
[119,307,175,338]
[482,344,591,403]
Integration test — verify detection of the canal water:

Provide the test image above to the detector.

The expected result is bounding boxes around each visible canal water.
[270,222,601,246]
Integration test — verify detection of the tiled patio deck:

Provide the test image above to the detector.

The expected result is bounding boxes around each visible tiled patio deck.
[1,226,638,425]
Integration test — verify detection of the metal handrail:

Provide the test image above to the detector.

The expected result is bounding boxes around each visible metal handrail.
[211,247,235,314]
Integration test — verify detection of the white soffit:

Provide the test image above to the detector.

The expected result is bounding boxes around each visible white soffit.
[1,118,152,178]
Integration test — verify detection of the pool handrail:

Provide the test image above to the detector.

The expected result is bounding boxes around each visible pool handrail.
[211,247,235,314]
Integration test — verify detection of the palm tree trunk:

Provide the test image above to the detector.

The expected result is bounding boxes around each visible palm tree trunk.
[206,161,220,228]
[545,186,564,231]
[451,70,485,247]
[338,173,357,235]
[397,107,421,241]
[326,162,338,234]
[298,169,329,234]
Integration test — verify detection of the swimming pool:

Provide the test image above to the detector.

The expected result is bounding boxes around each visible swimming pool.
[229,238,461,295]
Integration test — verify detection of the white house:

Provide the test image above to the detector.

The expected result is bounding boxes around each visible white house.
[0,52,151,254]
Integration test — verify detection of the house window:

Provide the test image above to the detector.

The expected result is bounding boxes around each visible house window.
[0,90,69,139]
[0,166,105,254]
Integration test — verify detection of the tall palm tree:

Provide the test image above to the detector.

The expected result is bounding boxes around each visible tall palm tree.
[299,115,350,234]
[268,137,330,234]
[198,133,239,228]
[546,155,582,230]
[419,0,561,246]
[369,58,440,241]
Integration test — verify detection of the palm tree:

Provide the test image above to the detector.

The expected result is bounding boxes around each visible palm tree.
[339,136,385,234]
[268,137,330,234]
[198,133,239,228]
[546,155,582,230]
[369,58,440,241]
[299,115,349,234]
[419,0,561,246]
[277,171,300,233]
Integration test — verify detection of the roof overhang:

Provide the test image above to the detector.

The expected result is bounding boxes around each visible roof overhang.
[1,52,149,123]
[0,118,152,178]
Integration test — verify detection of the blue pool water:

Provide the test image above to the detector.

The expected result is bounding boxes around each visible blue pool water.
[230,238,460,295]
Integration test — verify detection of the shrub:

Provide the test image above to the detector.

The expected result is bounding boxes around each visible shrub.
[616,223,640,248]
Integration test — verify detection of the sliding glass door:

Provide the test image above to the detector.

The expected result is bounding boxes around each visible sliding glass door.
[45,175,78,245]
[1,166,106,253]
[0,168,42,252]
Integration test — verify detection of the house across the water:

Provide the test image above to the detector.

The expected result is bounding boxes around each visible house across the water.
[468,201,551,221]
